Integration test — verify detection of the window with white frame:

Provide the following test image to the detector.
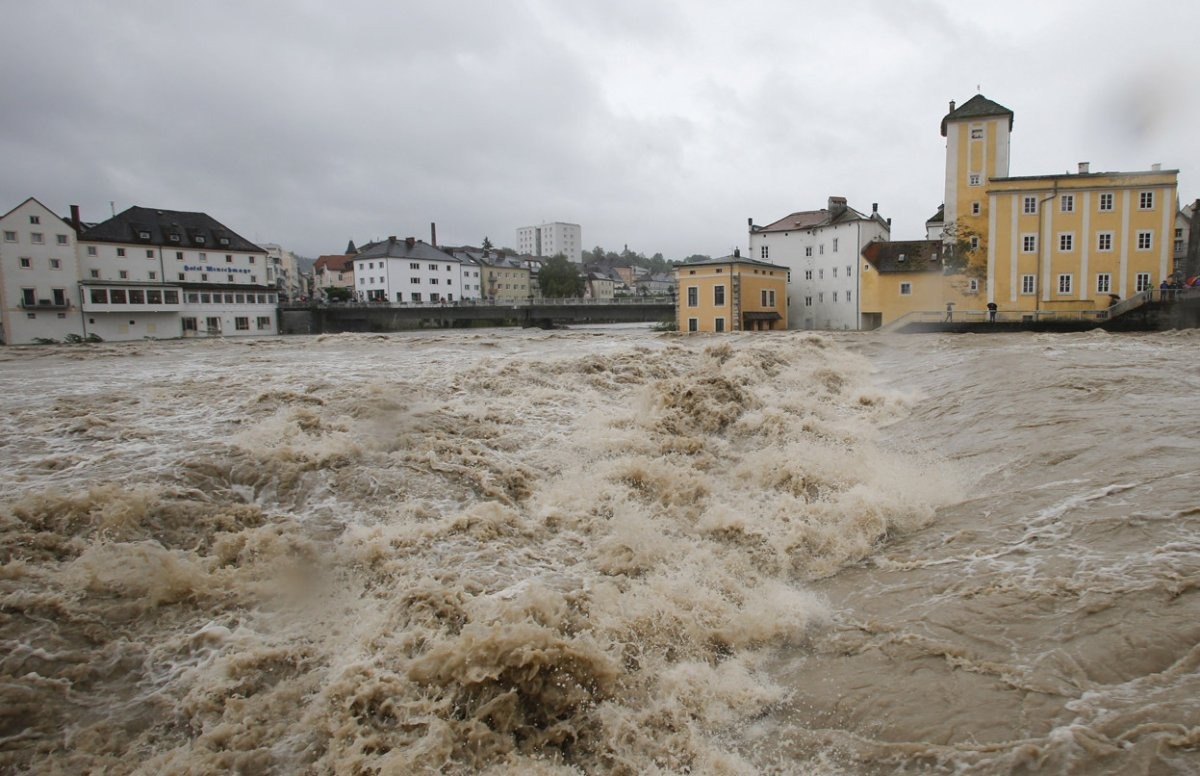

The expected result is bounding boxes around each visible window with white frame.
[713,285,725,305]
[1136,230,1152,251]
[1060,194,1074,213]
[1138,191,1154,210]
[1136,273,1151,292]
[846,265,852,276]
[968,278,979,293]
[1023,196,1037,214]
[3,230,15,242]
[49,258,61,269]
[714,317,725,332]
[818,269,824,280]
[899,282,912,296]
[969,174,981,186]
[972,202,981,215]
[1096,273,1111,293]
[686,286,698,306]
[1059,233,1074,252]
[832,238,839,253]
[804,269,813,280]
[819,244,825,255]
[832,267,838,278]
[805,247,812,257]
[846,290,852,302]
[832,291,838,302]
[1057,274,1073,294]
[1021,274,1036,294]
[687,318,698,332]
[804,296,812,306]
[1022,234,1037,252]
[760,245,768,259]
[1098,192,1113,211]
[117,248,126,257]
[1097,232,1113,252]
[30,232,43,244]
[19,257,30,268]
[57,234,68,245]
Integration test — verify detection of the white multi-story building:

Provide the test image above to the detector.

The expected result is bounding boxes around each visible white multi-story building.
[0,198,82,344]
[516,222,582,264]
[352,236,477,303]
[0,198,278,344]
[259,242,302,300]
[748,197,890,330]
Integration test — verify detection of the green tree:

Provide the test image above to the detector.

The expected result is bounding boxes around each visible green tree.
[482,236,493,251]
[538,254,585,298]
[682,254,712,264]
[941,220,986,278]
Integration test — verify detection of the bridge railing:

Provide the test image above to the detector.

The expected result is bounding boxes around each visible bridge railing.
[283,296,674,310]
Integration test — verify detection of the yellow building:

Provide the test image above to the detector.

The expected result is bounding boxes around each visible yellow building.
[478,255,531,301]
[859,240,980,327]
[986,168,1178,310]
[926,94,1180,316]
[675,253,788,332]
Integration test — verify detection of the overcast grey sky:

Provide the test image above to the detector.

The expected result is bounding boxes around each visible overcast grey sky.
[2,1,1197,259]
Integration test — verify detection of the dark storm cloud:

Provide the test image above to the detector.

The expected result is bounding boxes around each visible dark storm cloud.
[1,1,1197,259]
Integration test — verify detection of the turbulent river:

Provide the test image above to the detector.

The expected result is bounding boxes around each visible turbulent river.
[0,327,1197,775]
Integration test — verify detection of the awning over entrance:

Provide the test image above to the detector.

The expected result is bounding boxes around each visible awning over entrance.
[742,311,781,321]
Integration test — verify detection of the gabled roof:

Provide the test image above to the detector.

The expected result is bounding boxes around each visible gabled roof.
[941,94,1014,136]
[0,196,72,224]
[354,237,458,263]
[79,206,264,251]
[752,203,886,234]
[861,240,943,273]
[315,254,355,273]
[926,204,945,225]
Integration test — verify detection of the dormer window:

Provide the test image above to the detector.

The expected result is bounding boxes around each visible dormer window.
[195,235,206,244]
[219,237,230,246]
[169,234,180,242]
[138,230,151,240]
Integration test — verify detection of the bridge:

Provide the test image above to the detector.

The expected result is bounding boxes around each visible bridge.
[279,298,676,335]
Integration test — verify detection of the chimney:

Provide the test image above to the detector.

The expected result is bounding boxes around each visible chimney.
[734,247,740,258]
[887,218,892,227]
[949,99,956,112]
[405,237,415,249]
[828,196,847,216]
[872,202,878,213]
[70,205,81,233]
[430,222,437,247]
[388,235,396,245]
[1078,162,1090,174]
[1151,162,1162,171]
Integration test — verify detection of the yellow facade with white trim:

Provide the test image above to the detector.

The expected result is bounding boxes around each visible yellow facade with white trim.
[675,258,788,332]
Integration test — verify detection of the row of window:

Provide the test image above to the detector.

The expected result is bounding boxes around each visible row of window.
[895,273,1158,297]
[182,316,272,332]
[685,318,725,332]
[4,230,70,245]
[87,288,181,305]
[801,266,854,281]
[757,240,843,261]
[19,287,69,306]
[685,286,780,308]
[1019,191,1154,214]
[1019,230,1155,253]
[803,291,853,306]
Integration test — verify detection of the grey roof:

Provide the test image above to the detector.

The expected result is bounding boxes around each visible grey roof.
[354,237,458,262]
[79,206,264,252]
[941,94,1014,136]
[752,203,888,234]
[926,204,945,224]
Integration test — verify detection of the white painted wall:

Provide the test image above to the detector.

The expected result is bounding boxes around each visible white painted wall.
[0,199,81,344]
[516,222,582,263]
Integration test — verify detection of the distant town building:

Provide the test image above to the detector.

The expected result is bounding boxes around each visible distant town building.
[313,254,355,295]
[259,243,302,300]
[352,237,470,303]
[516,222,582,264]
[675,252,788,332]
[748,197,890,330]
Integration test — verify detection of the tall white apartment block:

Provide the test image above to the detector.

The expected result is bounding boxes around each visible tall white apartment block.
[516,222,582,264]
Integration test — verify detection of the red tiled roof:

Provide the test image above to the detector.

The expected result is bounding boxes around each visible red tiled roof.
[315,254,354,273]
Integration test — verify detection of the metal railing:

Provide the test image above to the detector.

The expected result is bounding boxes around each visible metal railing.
[291,295,675,310]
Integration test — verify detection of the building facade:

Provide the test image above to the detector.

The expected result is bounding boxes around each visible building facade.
[675,253,788,332]
[748,197,890,330]
[352,237,468,303]
[516,222,582,264]
[313,254,355,296]
[259,243,302,300]
[0,198,81,344]
[859,240,978,327]
[0,198,277,344]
